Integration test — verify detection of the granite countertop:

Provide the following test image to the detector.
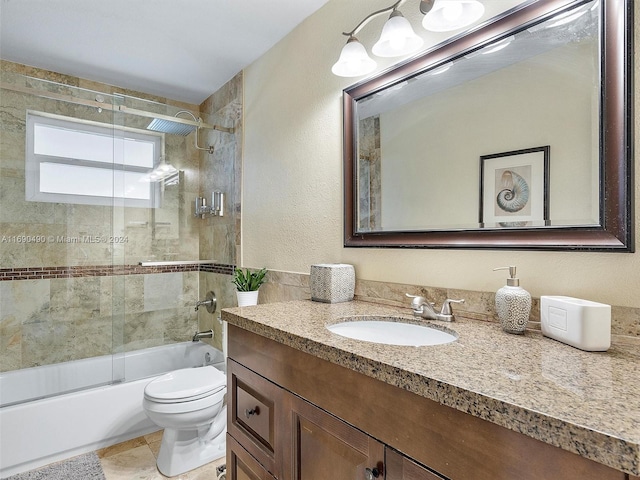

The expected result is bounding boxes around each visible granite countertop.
[221,299,640,475]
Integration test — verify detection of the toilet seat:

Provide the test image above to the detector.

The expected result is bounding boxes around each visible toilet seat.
[144,366,226,404]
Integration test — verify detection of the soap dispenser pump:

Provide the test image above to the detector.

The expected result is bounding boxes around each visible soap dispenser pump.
[493,266,531,334]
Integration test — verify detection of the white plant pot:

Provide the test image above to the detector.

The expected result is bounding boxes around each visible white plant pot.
[236,290,259,307]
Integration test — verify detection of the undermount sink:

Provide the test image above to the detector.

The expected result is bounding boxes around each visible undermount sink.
[327,316,457,347]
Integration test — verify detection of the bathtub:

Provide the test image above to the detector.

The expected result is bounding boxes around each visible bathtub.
[0,341,225,478]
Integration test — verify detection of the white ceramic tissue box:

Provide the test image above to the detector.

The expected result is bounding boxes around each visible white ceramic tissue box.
[540,296,611,351]
[310,264,355,303]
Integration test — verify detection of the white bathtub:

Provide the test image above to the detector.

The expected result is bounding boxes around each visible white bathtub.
[0,341,225,478]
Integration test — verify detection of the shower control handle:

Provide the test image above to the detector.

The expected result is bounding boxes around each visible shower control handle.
[245,406,260,418]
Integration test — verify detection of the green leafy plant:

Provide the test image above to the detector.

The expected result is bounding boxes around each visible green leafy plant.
[233,267,268,292]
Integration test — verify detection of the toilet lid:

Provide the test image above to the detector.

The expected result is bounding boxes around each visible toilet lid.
[144,366,226,403]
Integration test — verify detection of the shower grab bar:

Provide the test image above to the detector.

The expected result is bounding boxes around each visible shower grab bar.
[0,82,234,134]
[138,260,215,267]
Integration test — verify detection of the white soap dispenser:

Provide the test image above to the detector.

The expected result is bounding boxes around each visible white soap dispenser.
[493,266,531,334]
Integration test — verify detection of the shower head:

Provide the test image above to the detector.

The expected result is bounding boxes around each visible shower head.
[147,110,201,136]
[145,109,233,138]
[146,110,215,154]
[146,118,197,136]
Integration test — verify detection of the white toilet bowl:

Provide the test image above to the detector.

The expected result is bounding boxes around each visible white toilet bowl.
[143,365,227,477]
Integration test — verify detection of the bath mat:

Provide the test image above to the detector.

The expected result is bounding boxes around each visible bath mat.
[4,452,106,480]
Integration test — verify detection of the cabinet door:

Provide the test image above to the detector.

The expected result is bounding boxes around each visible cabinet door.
[227,433,277,480]
[286,394,384,480]
[385,447,446,480]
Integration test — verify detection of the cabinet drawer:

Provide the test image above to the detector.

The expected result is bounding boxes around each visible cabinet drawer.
[227,433,277,480]
[237,382,272,447]
[228,359,284,477]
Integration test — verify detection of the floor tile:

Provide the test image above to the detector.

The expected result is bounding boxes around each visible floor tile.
[182,457,225,480]
[148,439,162,459]
[98,436,148,459]
[144,430,163,444]
[99,433,226,480]
[100,444,163,480]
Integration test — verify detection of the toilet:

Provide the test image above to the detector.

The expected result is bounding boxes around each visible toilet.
[143,365,227,477]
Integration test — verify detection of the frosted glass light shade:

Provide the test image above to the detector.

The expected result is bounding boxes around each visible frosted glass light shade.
[372,12,424,58]
[331,38,377,77]
[422,0,484,32]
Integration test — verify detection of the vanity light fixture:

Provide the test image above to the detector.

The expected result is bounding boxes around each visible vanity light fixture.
[331,37,378,77]
[332,0,423,77]
[422,0,485,32]
[371,9,424,57]
[332,0,484,77]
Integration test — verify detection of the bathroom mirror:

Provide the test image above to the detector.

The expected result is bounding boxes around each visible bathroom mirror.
[343,0,633,251]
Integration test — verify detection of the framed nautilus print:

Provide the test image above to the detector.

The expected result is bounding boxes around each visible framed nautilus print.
[479,146,549,227]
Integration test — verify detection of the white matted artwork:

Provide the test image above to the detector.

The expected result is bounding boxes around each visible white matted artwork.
[479,146,549,227]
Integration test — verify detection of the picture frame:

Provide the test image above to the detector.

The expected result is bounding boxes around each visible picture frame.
[479,146,550,227]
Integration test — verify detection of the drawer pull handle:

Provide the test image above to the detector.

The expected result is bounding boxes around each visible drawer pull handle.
[365,467,380,480]
[245,406,260,418]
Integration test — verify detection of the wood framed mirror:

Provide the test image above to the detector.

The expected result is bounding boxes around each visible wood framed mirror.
[343,0,633,251]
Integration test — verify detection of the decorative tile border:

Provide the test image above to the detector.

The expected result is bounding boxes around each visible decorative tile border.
[0,263,236,281]
[199,263,235,275]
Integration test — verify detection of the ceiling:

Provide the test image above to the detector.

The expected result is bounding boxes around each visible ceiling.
[0,0,330,104]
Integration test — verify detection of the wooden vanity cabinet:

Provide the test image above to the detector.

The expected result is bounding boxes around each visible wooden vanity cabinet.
[287,393,384,479]
[227,433,277,480]
[228,357,385,480]
[228,359,285,478]
[385,448,446,480]
[227,324,627,480]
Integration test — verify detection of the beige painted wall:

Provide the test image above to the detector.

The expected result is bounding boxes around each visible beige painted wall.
[380,40,598,228]
[242,0,639,309]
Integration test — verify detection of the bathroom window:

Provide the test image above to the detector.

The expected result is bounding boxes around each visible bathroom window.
[25,111,162,207]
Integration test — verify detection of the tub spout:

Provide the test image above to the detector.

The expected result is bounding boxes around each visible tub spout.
[192,329,213,342]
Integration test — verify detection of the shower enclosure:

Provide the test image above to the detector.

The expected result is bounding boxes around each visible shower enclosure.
[0,62,241,408]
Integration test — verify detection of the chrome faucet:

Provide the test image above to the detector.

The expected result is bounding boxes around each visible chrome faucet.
[192,329,213,342]
[406,293,465,322]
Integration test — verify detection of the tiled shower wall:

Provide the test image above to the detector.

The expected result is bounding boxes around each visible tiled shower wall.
[196,72,243,345]
[0,61,240,372]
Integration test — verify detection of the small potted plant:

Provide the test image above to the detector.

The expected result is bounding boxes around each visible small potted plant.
[233,267,267,306]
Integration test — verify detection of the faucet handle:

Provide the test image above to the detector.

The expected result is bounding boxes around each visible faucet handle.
[405,293,429,309]
[441,298,465,315]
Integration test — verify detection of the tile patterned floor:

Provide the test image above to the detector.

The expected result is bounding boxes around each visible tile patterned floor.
[97,431,226,480]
